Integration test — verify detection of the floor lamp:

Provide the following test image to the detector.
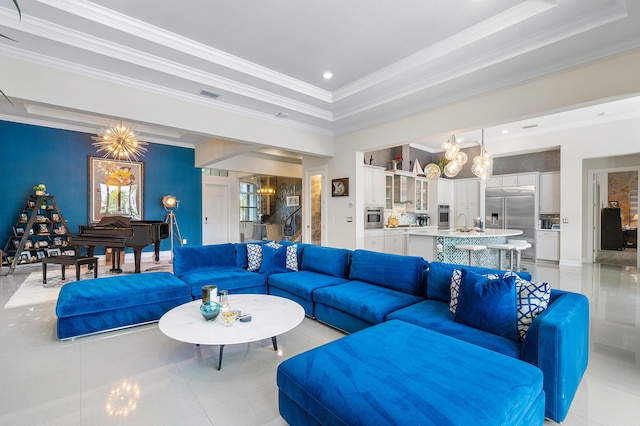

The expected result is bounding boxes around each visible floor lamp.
[162,195,183,262]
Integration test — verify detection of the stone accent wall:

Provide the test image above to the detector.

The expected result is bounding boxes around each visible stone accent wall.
[608,171,639,226]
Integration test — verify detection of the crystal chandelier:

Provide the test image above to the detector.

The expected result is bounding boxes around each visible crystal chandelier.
[441,134,467,177]
[92,122,148,162]
[471,129,493,181]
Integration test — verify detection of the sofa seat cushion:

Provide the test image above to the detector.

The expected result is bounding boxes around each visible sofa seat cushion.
[313,281,423,325]
[387,299,522,358]
[56,272,190,318]
[177,267,266,298]
[268,271,348,300]
[277,320,544,426]
[348,249,426,295]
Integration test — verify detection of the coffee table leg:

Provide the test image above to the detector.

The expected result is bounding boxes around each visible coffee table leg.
[272,336,278,351]
[218,345,225,371]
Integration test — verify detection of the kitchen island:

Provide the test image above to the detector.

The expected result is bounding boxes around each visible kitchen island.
[407,228,523,267]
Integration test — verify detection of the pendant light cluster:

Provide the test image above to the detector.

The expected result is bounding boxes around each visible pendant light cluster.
[471,129,493,181]
[440,134,467,177]
[92,122,148,162]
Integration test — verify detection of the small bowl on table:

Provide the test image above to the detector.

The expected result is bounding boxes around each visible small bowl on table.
[200,301,221,321]
[221,310,239,327]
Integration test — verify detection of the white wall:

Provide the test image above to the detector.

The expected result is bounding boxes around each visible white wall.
[306,49,640,261]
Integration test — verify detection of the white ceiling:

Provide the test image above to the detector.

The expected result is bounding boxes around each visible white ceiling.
[1,0,640,152]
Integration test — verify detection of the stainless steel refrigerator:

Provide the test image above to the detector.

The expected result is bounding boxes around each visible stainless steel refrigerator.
[485,185,536,259]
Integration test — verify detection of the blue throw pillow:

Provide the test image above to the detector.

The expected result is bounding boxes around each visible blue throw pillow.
[259,242,287,274]
[454,268,518,341]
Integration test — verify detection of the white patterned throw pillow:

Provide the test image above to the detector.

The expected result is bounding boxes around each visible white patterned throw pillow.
[450,269,498,314]
[285,244,298,271]
[504,271,551,341]
[246,244,263,271]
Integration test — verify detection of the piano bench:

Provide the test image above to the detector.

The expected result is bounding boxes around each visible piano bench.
[42,255,98,284]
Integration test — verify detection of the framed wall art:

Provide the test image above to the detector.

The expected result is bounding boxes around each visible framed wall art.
[331,178,349,197]
[286,196,300,207]
[88,156,144,223]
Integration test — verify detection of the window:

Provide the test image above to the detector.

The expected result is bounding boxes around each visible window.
[240,181,258,222]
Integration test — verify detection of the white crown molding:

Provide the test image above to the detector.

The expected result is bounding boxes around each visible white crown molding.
[333,0,629,122]
[37,0,333,103]
[333,0,559,102]
[0,45,334,137]
[0,8,334,121]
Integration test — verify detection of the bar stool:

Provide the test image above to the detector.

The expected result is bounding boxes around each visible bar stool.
[455,244,487,266]
[486,243,515,270]
[508,239,532,271]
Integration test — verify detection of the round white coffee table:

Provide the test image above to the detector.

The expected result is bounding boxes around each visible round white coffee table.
[158,294,305,370]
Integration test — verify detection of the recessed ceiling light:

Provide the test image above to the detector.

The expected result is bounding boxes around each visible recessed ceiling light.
[322,71,333,80]
[501,129,509,134]
[276,112,289,118]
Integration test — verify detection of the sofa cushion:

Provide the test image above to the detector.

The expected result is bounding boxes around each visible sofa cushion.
[387,300,522,358]
[450,268,498,313]
[313,281,423,325]
[268,271,348,300]
[300,246,351,278]
[503,271,551,341]
[280,241,310,269]
[277,320,544,426]
[247,243,263,271]
[56,272,190,317]
[259,242,288,274]
[426,261,531,303]
[348,249,426,295]
[178,267,267,298]
[285,244,298,271]
[235,243,248,268]
[173,243,236,277]
[455,268,518,341]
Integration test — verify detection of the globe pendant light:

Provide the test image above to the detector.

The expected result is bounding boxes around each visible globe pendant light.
[472,129,493,181]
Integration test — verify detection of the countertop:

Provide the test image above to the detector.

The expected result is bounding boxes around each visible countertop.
[406,228,524,238]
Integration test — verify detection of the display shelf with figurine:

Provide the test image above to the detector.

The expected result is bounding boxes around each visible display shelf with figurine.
[2,192,71,274]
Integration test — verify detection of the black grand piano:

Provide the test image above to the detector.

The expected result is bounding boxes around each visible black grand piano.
[70,216,169,273]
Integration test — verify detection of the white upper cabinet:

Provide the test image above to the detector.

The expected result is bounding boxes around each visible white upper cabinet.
[487,173,538,188]
[364,165,385,205]
[539,172,560,213]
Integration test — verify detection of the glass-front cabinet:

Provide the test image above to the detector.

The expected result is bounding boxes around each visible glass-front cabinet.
[415,178,428,213]
[385,173,394,210]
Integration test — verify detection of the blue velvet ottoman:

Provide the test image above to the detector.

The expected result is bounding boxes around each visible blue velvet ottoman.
[56,272,191,340]
[277,320,545,426]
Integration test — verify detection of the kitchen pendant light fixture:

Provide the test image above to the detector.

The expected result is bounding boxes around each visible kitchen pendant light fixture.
[471,129,493,181]
[92,122,148,162]
[441,134,467,177]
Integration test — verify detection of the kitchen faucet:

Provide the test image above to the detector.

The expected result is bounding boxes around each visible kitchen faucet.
[457,213,468,229]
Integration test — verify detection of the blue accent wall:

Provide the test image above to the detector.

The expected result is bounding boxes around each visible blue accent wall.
[0,120,202,255]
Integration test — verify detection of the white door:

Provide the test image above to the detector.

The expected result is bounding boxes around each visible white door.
[203,183,229,245]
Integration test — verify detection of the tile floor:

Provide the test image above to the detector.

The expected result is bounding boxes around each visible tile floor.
[0,259,639,425]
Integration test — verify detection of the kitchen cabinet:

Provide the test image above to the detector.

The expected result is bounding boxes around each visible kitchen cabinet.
[414,177,428,213]
[384,173,394,210]
[364,229,385,253]
[539,172,560,213]
[407,233,436,260]
[454,179,480,227]
[364,165,385,206]
[384,229,406,255]
[428,178,452,216]
[487,173,538,188]
[536,230,560,261]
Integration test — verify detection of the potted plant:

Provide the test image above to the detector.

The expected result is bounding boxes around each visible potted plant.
[33,184,46,195]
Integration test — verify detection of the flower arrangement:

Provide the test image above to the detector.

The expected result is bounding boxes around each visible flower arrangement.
[33,184,46,191]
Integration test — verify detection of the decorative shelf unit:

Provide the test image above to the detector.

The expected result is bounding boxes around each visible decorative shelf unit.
[2,195,72,274]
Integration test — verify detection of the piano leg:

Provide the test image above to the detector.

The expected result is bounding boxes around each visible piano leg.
[131,247,145,273]
[153,241,161,262]
[111,248,123,273]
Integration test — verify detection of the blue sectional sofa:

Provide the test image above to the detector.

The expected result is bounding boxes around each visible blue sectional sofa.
[169,241,587,423]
